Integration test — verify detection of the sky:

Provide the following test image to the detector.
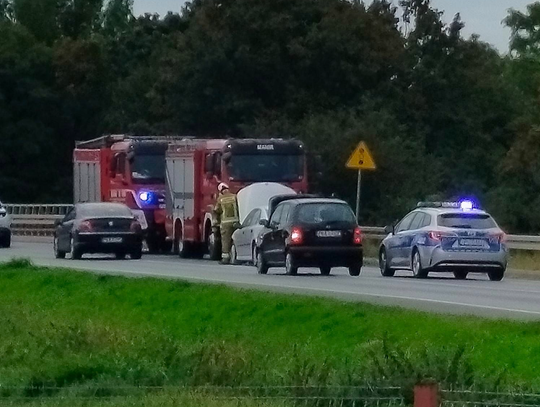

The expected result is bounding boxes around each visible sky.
[132,0,531,53]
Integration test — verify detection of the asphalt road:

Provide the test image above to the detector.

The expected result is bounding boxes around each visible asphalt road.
[2,239,540,321]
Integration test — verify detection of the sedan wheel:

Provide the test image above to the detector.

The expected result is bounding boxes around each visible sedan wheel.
[70,237,82,260]
[54,236,66,259]
[251,245,258,267]
[230,243,238,265]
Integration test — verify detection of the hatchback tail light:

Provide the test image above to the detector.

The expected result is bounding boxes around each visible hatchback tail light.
[353,227,362,245]
[130,220,142,233]
[290,227,303,245]
[78,220,93,232]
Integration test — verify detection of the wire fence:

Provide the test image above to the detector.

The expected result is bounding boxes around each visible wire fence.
[441,388,540,407]
[0,385,408,406]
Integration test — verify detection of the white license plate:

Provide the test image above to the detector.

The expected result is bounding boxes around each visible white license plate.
[459,238,487,247]
[102,237,123,244]
[316,230,342,238]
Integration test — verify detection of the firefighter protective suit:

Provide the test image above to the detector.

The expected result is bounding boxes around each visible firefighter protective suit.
[212,189,239,263]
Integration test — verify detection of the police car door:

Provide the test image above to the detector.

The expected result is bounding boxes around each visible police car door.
[388,212,416,267]
[400,212,425,268]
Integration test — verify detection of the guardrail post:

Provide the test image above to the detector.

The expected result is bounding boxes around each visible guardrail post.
[414,381,439,407]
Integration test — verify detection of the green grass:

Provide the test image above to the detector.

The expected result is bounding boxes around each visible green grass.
[1,258,540,405]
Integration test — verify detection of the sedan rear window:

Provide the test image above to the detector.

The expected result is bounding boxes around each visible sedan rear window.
[78,204,132,218]
[296,203,356,224]
[437,213,497,229]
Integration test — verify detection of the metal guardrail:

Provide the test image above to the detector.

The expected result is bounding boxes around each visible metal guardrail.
[4,204,540,251]
[5,204,72,237]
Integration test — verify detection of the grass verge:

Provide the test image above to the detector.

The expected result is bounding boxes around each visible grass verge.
[1,258,540,404]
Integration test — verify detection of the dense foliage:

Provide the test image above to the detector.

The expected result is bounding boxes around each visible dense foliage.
[0,0,539,232]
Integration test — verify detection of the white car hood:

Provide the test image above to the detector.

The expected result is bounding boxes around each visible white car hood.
[237,183,296,223]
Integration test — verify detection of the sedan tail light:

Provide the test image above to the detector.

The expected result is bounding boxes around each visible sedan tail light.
[290,227,303,245]
[78,220,93,232]
[130,220,142,233]
[353,227,362,245]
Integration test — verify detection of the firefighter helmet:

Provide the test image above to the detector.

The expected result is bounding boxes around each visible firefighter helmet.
[218,182,229,193]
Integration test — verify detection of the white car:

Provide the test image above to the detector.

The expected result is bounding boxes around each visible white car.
[0,202,12,248]
[231,183,296,264]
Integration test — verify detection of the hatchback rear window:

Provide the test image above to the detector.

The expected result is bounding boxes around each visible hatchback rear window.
[79,204,132,218]
[437,213,496,229]
[296,203,356,224]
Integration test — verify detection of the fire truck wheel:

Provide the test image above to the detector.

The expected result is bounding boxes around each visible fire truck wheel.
[179,240,192,258]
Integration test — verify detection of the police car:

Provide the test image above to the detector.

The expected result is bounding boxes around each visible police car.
[379,201,507,281]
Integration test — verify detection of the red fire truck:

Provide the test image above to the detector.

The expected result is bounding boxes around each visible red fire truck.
[164,138,309,259]
[73,135,189,252]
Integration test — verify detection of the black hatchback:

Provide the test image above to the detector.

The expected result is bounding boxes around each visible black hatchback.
[53,203,143,260]
[256,198,363,276]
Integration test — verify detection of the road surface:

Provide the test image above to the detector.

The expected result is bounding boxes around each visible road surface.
[2,240,540,320]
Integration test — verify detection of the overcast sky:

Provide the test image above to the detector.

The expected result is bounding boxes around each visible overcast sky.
[132,0,531,53]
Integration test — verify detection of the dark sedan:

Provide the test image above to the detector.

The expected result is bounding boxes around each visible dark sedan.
[256,198,363,276]
[54,203,143,260]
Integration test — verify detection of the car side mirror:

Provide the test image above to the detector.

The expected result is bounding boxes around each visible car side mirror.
[384,225,394,235]
[259,219,269,227]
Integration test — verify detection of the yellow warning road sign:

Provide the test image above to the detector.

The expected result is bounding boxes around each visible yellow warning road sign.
[346,142,376,170]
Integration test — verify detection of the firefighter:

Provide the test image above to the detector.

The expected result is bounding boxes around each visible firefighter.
[212,182,240,264]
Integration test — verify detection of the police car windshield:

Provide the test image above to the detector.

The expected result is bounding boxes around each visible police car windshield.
[438,213,496,229]
[227,155,303,182]
[296,203,356,225]
[131,155,166,184]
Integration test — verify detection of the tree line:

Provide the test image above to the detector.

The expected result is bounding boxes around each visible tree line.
[1,0,540,232]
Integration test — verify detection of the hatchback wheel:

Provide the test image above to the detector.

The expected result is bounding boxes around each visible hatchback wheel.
[411,250,428,278]
[349,265,362,277]
[319,266,331,276]
[256,250,269,275]
[54,236,66,259]
[453,270,468,280]
[285,252,298,276]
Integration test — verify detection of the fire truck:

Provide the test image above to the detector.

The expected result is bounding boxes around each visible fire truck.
[165,138,309,259]
[73,135,189,252]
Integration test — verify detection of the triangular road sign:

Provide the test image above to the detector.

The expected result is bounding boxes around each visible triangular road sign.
[346,142,376,170]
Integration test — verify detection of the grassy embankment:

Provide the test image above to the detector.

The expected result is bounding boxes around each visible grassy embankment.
[1,259,540,406]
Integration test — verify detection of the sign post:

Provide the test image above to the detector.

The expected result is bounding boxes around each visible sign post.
[346,142,376,221]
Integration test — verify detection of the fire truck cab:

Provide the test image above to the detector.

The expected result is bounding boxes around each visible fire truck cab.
[74,135,188,252]
[165,138,309,259]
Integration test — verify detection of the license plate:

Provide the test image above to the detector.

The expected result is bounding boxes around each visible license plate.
[316,230,342,238]
[459,238,487,247]
[102,237,123,244]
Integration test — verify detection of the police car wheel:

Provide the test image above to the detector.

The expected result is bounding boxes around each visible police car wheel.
[412,250,428,278]
[488,269,505,282]
[379,248,395,277]
[70,237,82,260]
[319,266,331,276]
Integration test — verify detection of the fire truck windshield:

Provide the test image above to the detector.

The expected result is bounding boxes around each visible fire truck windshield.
[226,154,304,182]
[131,154,166,184]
